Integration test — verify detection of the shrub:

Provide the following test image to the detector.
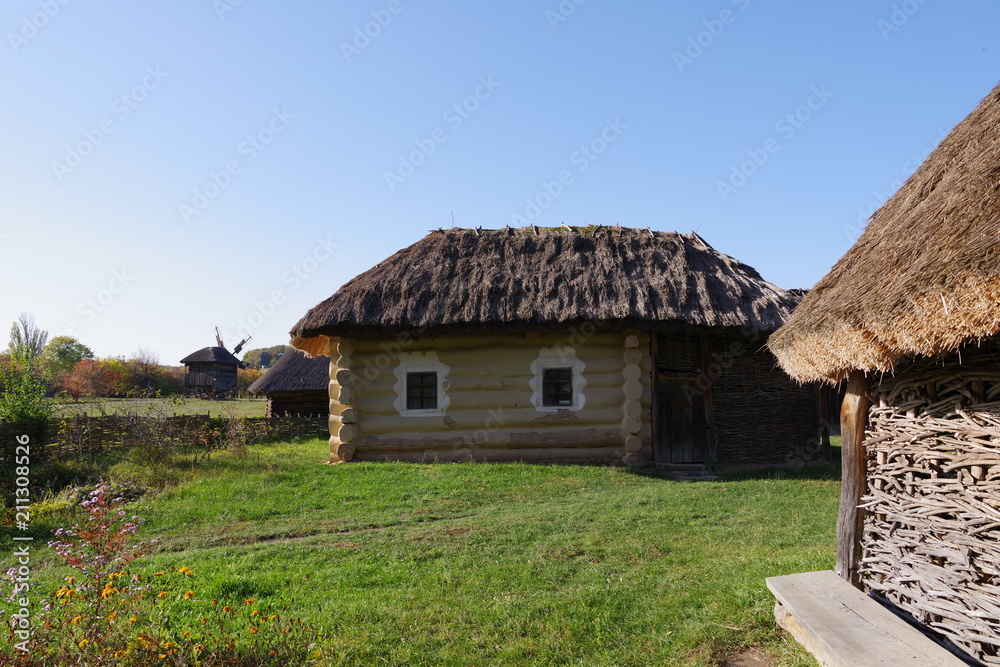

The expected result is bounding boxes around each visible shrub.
[0,365,53,423]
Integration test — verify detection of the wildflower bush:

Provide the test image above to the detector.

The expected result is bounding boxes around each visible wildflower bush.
[5,482,322,666]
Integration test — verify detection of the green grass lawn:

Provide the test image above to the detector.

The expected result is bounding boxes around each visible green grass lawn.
[50,396,267,418]
[6,440,837,665]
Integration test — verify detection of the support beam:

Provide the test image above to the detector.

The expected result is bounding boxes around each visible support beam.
[836,371,869,588]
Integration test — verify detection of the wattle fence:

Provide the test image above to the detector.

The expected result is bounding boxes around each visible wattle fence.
[1,415,328,462]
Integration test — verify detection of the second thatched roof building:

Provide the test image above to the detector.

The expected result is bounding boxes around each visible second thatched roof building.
[291,226,822,471]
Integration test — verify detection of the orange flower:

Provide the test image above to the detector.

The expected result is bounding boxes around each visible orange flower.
[184,591,195,599]
[249,627,258,634]
[245,598,255,605]
[154,571,165,576]
[251,609,260,616]
[223,606,233,612]
[70,616,82,625]
[157,591,168,598]
[177,567,193,576]
[78,638,88,648]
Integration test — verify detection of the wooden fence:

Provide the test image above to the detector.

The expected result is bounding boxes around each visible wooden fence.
[1,415,328,462]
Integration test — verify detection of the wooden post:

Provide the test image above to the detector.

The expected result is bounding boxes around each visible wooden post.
[837,370,869,588]
[818,384,831,463]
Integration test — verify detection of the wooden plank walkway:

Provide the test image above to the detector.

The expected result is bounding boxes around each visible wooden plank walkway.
[766,570,968,666]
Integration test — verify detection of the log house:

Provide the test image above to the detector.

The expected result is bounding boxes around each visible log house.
[291,226,821,472]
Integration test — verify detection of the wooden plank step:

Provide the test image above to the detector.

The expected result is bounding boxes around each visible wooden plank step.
[766,570,967,666]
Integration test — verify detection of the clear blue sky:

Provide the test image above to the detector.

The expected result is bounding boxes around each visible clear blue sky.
[2,1,998,364]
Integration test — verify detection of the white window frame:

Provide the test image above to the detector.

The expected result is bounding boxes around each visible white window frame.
[529,347,587,412]
[393,352,450,417]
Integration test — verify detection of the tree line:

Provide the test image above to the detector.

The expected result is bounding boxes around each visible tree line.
[0,314,269,419]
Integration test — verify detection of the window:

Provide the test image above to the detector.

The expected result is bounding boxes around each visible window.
[406,372,438,410]
[529,347,587,412]
[393,352,450,416]
[542,368,573,407]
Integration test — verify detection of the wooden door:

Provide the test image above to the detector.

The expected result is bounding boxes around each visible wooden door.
[654,371,709,464]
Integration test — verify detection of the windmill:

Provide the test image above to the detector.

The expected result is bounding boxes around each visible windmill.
[180,328,252,398]
[214,326,251,357]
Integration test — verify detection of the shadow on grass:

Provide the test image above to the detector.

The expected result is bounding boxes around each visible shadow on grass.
[624,444,842,483]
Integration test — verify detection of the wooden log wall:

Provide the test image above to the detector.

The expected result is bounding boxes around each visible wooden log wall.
[860,341,1000,663]
[708,332,822,469]
[267,391,329,418]
[326,331,653,464]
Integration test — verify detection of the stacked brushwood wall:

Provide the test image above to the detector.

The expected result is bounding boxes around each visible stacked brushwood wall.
[859,340,1000,663]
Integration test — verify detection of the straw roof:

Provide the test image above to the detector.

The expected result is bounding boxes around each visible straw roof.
[291,226,798,356]
[769,82,1000,383]
[248,348,329,395]
[180,347,241,365]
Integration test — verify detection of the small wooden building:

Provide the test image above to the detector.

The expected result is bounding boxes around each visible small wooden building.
[180,347,241,398]
[290,226,821,471]
[248,348,329,417]
[769,83,1000,662]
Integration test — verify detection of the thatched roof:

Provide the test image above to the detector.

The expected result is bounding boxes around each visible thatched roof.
[180,347,241,365]
[769,82,1000,383]
[291,226,799,356]
[248,348,329,395]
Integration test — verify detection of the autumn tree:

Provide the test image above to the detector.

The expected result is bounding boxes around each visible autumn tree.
[41,336,94,387]
[241,345,288,370]
[60,360,124,400]
[236,367,263,397]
